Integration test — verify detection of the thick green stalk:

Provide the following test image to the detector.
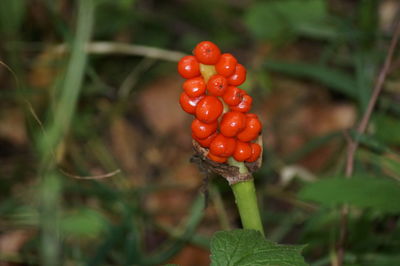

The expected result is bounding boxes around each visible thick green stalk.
[199,63,264,235]
[229,158,264,236]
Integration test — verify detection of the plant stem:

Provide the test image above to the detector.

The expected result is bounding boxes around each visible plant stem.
[198,62,264,235]
[229,158,265,236]
[337,19,400,266]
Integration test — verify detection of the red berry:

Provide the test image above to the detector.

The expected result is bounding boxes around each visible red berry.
[223,86,244,106]
[246,113,258,119]
[209,133,236,157]
[207,151,227,163]
[219,111,246,137]
[233,141,252,162]
[178,55,200,79]
[191,119,218,139]
[193,41,221,65]
[228,63,246,86]
[215,53,237,77]
[237,114,262,142]
[230,94,252,113]
[179,92,204,114]
[193,131,218,148]
[246,143,262,162]
[207,74,228,96]
[183,77,206,97]
[195,96,223,123]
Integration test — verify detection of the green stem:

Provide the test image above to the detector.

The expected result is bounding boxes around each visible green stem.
[198,62,264,235]
[229,158,265,236]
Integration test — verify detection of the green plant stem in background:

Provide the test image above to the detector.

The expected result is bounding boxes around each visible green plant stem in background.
[229,158,265,236]
[38,1,95,266]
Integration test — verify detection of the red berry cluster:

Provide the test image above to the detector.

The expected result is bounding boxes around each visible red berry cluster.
[178,41,262,164]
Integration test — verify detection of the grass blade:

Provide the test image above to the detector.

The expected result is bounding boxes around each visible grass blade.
[264,60,357,99]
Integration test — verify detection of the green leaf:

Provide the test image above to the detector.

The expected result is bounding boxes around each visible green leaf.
[264,60,357,99]
[0,0,26,35]
[244,0,327,41]
[367,152,400,180]
[373,114,400,145]
[61,208,107,238]
[360,253,400,266]
[299,176,400,213]
[210,229,307,266]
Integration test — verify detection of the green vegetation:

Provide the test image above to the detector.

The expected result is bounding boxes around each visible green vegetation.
[1,0,400,265]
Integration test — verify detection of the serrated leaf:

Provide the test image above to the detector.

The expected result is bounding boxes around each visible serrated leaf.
[244,0,327,41]
[210,229,307,266]
[299,176,400,213]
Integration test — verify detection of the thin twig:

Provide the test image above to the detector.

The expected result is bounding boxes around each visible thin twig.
[51,41,186,62]
[58,168,121,180]
[118,57,156,98]
[337,20,400,266]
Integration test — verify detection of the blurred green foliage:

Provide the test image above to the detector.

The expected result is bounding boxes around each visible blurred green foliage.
[1,0,400,265]
[245,0,327,41]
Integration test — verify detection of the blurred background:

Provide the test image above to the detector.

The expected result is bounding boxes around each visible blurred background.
[1,0,400,265]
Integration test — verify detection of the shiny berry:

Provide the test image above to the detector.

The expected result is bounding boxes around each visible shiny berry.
[237,114,262,142]
[233,141,252,162]
[207,151,227,163]
[183,77,206,97]
[179,92,204,114]
[209,133,236,157]
[215,53,237,77]
[223,86,244,106]
[219,111,246,137]
[178,55,200,79]
[228,63,246,86]
[230,94,252,113]
[207,74,228,96]
[246,143,262,162]
[193,41,221,65]
[195,96,223,123]
[193,131,218,148]
[191,119,218,139]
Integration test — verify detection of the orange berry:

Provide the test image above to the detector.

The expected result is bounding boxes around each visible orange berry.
[223,86,244,106]
[237,114,262,142]
[246,143,262,162]
[191,119,218,139]
[215,53,237,77]
[179,92,204,114]
[219,111,246,137]
[207,74,228,96]
[178,55,200,79]
[193,131,218,148]
[209,133,236,157]
[246,113,258,119]
[207,151,227,163]
[183,77,206,97]
[233,141,252,162]
[195,96,223,123]
[193,41,221,65]
[230,94,252,113]
[228,63,246,86]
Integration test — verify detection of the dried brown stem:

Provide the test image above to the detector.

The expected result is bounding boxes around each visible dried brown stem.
[336,20,400,266]
[52,42,186,62]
